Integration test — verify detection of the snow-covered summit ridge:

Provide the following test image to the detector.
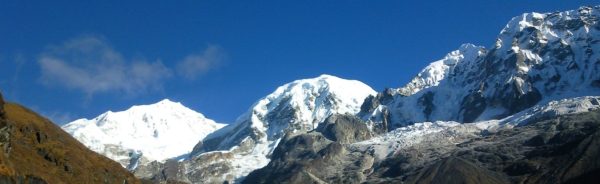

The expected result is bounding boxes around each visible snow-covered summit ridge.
[188,74,376,182]
[62,99,226,167]
[197,74,377,153]
[204,74,377,150]
[397,43,486,96]
[251,74,376,129]
[500,6,599,39]
[362,5,600,127]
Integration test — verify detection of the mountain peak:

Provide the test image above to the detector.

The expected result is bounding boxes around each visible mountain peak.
[157,98,179,105]
[131,98,184,109]
[189,75,376,180]
[366,5,600,126]
[62,100,226,169]
[397,44,485,96]
[316,73,336,78]
[272,74,375,99]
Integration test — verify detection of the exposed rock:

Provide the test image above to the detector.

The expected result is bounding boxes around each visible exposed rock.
[418,91,435,121]
[358,88,394,118]
[243,133,335,184]
[367,110,600,184]
[245,109,600,184]
[315,114,373,144]
[138,160,190,184]
[408,157,509,184]
[459,91,487,122]
[361,6,600,126]
[245,129,375,184]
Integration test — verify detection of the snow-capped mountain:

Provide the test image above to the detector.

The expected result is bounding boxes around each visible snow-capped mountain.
[244,6,600,183]
[65,5,600,184]
[171,74,376,183]
[194,74,376,153]
[362,5,600,128]
[397,43,486,96]
[62,99,226,170]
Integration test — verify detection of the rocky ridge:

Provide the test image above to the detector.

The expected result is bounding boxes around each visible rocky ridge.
[362,6,600,128]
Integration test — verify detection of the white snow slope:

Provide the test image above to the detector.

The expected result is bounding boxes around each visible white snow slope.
[355,96,600,161]
[363,6,600,127]
[187,74,377,182]
[62,99,226,169]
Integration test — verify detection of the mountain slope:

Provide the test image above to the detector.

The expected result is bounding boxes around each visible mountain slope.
[193,74,376,154]
[246,5,600,184]
[246,94,600,184]
[135,74,376,183]
[362,6,600,128]
[62,99,225,171]
[372,106,600,184]
[0,93,140,184]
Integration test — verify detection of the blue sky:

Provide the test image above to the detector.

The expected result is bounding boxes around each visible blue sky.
[1,1,597,124]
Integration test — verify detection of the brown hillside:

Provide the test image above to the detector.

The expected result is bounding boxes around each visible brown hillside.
[0,94,140,184]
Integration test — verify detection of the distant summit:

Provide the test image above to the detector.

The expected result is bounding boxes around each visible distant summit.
[62,99,225,172]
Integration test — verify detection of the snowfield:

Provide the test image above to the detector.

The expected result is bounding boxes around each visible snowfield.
[62,99,226,169]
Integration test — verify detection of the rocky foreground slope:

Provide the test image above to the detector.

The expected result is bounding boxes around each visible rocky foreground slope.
[0,92,139,184]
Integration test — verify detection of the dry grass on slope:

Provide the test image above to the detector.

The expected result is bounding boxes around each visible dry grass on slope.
[0,102,140,184]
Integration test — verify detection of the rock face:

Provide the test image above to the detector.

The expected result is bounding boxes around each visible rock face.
[315,114,373,144]
[59,6,600,184]
[244,130,374,184]
[180,74,376,183]
[246,104,600,184]
[362,6,600,127]
[130,75,376,183]
[0,92,139,184]
[408,157,509,184]
[373,109,600,184]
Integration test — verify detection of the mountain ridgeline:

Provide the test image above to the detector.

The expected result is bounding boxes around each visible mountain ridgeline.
[244,6,600,183]
[56,5,600,184]
[361,6,600,128]
[62,99,225,174]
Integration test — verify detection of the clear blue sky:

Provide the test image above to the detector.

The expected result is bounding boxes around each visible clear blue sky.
[1,1,597,124]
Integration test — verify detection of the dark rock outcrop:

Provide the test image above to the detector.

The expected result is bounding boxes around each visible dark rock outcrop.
[408,157,509,184]
[246,109,600,184]
[368,110,600,184]
[418,91,435,121]
[315,114,372,144]
[459,91,487,123]
[245,116,376,184]
[243,133,336,184]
